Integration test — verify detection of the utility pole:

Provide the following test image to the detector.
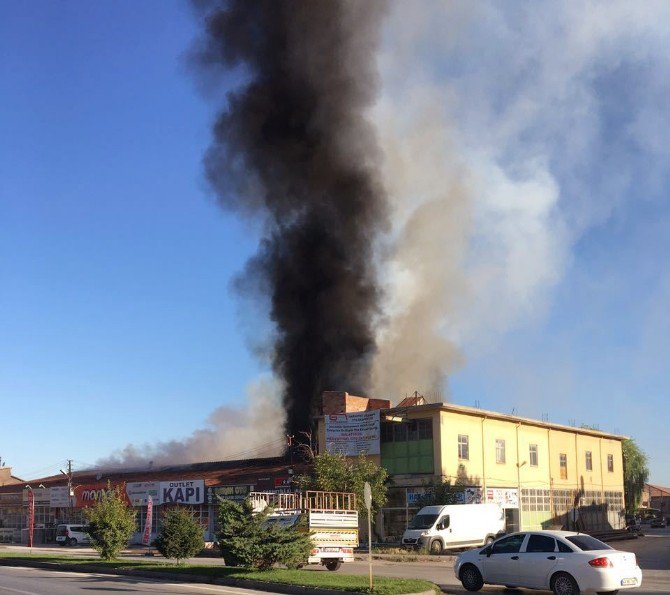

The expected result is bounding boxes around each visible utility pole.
[60,460,74,521]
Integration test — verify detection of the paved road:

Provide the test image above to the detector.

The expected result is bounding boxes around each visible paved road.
[0,566,281,595]
[343,527,670,594]
[3,527,669,593]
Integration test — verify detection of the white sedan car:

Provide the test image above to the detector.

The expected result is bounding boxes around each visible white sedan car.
[454,530,642,595]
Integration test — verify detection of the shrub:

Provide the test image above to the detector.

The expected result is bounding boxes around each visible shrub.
[85,484,136,560]
[154,507,205,562]
[216,499,312,570]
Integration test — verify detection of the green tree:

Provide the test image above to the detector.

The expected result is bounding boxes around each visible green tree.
[154,507,205,562]
[216,499,312,570]
[415,464,480,507]
[415,478,462,507]
[297,451,389,518]
[623,438,649,513]
[84,484,136,560]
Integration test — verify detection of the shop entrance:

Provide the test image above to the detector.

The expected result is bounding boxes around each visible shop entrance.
[505,508,519,533]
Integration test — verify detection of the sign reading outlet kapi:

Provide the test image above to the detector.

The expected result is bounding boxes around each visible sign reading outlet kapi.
[160,480,204,504]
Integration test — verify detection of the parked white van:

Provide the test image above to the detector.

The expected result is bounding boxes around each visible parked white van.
[56,524,91,546]
[402,503,505,553]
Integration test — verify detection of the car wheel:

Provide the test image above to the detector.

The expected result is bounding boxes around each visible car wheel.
[58,541,66,547]
[69,538,78,547]
[324,560,341,571]
[429,539,443,554]
[551,572,580,595]
[460,563,484,592]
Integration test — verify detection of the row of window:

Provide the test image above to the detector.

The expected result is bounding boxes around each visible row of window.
[381,419,433,443]
[457,435,616,476]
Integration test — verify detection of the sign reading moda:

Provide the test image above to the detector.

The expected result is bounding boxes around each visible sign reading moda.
[325,410,380,456]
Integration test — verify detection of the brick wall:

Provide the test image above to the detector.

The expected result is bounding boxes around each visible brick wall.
[321,391,390,415]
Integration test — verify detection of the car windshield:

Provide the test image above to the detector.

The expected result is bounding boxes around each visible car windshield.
[56,526,67,536]
[408,514,438,530]
[566,535,612,551]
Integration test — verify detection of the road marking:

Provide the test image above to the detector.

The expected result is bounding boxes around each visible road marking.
[0,586,39,595]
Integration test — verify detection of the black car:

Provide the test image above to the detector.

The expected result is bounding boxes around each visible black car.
[650,517,667,528]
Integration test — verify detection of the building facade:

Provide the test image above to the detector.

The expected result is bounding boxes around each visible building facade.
[317,392,627,542]
[0,457,305,545]
[642,483,670,517]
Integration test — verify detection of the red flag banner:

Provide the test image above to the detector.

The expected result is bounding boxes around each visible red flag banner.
[27,489,34,548]
[141,494,153,546]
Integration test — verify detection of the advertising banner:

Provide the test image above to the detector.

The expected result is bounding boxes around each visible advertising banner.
[141,495,153,546]
[159,480,204,505]
[485,487,519,509]
[325,410,380,456]
[126,482,160,506]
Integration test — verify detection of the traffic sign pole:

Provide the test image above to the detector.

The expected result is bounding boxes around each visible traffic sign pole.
[364,482,373,592]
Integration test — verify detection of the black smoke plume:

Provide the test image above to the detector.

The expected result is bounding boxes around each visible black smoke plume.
[192,1,388,436]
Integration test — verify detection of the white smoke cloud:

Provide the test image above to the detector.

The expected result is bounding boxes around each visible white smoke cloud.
[96,376,286,469]
[371,1,670,400]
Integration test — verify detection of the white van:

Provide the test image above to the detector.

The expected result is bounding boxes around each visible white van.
[56,524,91,546]
[402,503,505,553]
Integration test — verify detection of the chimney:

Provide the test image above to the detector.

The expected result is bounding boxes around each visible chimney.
[321,391,391,415]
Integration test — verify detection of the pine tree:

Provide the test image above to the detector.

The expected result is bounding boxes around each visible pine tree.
[154,507,205,562]
[216,499,312,570]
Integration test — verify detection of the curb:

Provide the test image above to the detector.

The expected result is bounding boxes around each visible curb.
[0,559,439,595]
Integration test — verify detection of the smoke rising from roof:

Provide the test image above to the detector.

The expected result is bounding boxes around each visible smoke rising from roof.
[192,0,389,435]
[97,377,285,469]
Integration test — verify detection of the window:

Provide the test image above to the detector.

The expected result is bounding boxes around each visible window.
[566,535,612,551]
[492,533,525,554]
[559,453,567,479]
[607,454,614,473]
[495,439,506,464]
[458,435,469,460]
[529,444,538,467]
[526,534,556,553]
[585,451,592,471]
[380,418,434,475]
[557,540,574,553]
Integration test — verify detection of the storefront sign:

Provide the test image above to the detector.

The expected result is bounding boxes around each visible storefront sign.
[325,410,380,456]
[49,486,73,508]
[274,476,292,490]
[22,488,50,505]
[75,483,130,507]
[406,488,428,506]
[485,488,519,509]
[464,487,483,504]
[0,492,22,505]
[126,482,160,506]
[160,480,204,505]
[210,485,253,503]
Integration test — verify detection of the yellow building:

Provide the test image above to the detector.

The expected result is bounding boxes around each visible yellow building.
[317,392,626,541]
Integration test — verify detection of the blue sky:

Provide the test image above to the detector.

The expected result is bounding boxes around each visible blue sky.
[2,1,669,486]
